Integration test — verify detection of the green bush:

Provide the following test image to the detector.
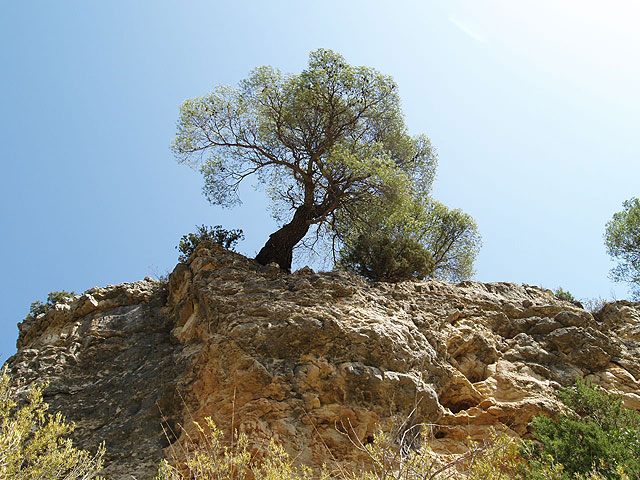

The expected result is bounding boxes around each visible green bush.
[553,287,576,302]
[0,369,104,479]
[177,225,244,263]
[335,197,481,283]
[522,378,639,479]
[27,291,76,319]
[338,232,434,282]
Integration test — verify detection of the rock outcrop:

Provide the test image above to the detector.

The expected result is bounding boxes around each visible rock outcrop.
[5,243,640,478]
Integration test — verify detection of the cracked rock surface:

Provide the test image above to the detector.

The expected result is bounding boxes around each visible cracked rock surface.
[5,243,640,477]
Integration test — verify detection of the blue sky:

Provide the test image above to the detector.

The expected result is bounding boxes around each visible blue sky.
[1,1,638,364]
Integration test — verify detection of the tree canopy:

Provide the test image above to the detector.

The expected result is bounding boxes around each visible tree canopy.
[604,197,640,300]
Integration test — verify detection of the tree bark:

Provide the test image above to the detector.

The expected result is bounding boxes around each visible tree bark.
[255,206,313,272]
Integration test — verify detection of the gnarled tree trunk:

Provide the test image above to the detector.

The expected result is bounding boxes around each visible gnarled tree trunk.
[255,206,312,272]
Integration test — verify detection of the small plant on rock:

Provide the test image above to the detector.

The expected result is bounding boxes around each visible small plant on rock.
[582,296,609,315]
[176,225,244,263]
[26,291,76,319]
[553,287,576,302]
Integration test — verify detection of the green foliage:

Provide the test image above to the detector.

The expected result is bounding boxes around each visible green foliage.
[338,231,434,282]
[423,200,482,281]
[554,287,576,302]
[336,197,481,282]
[28,301,47,318]
[177,225,244,262]
[27,291,76,319]
[604,197,640,300]
[0,369,104,479]
[172,49,438,269]
[523,378,640,479]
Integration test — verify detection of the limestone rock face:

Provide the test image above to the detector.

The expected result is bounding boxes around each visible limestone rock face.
[6,281,188,479]
[5,243,640,478]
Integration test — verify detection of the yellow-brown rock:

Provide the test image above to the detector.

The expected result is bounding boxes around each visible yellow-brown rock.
[4,242,640,478]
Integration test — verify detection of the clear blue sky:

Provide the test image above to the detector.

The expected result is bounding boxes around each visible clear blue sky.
[2,1,638,364]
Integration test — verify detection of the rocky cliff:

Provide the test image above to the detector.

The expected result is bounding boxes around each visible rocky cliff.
[5,243,640,478]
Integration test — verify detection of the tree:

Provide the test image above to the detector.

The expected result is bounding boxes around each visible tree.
[604,197,640,300]
[421,200,481,281]
[336,197,481,282]
[172,49,437,272]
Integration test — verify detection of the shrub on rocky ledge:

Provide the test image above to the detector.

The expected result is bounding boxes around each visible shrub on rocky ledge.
[553,287,576,302]
[177,225,244,263]
[26,290,76,319]
[338,232,435,282]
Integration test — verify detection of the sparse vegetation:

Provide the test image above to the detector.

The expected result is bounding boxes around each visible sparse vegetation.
[177,225,244,263]
[581,296,609,314]
[340,426,521,480]
[554,287,576,302]
[148,264,171,283]
[152,418,530,480]
[26,291,76,319]
[0,369,104,480]
[154,417,316,480]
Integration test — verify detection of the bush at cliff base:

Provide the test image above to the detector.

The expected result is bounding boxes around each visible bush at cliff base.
[0,369,104,480]
[523,378,639,480]
[154,409,640,480]
[154,418,534,480]
[154,417,317,480]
